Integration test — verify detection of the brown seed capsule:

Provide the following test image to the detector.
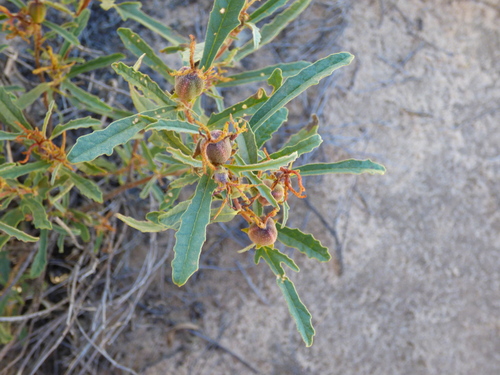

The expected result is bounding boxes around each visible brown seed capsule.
[174,67,204,102]
[205,130,232,165]
[258,179,284,206]
[28,1,47,24]
[247,218,278,246]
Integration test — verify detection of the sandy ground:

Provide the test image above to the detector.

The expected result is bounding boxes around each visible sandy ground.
[108,1,500,374]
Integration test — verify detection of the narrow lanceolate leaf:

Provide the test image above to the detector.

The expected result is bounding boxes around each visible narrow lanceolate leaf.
[14,83,51,109]
[112,62,175,107]
[117,28,174,83]
[0,86,32,131]
[250,52,354,135]
[145,119,200,134]
[236,126,258,164]
[277,276,315,347]
[247,22,261,50]
[244,170,277,208]
[226,152,298,173]
[0,131,21,140]
[62,169,103,203]
[255,107,288,148]
[270,134,322,159]
[0,221,38,242]
[51,116,101,139]
[0,161,50,179]
[115,2,187,45]
[216,61,309,88]
[276,223,330,262]
[67,108,165,163]
[249,0,290,23]
[296,159,386,176]
[155,200,190,228]
[42,20,81,45]
[199,0,246,69]
[207,89,268,129]
[30,229,48,278]
[165,147,202,169]
[267,68,283,92]
[21,197,52,230]
[115,213,167,232]
[172,175,217,286]
[59,9,90,57]
[235,0,311,61]
[67,53,125,78]
[62,81,113,113]
[254,246,299,276]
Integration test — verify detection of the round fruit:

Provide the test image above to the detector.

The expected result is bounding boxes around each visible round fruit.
[247,218,278,246]
[174,67,204,102]
[258,179,285,206]
[28,1,47,24]
[206,130,232,165]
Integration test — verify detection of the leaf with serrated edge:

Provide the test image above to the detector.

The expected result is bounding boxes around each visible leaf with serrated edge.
[15,83,51,110]
[270,134,322,159]
[250,52,354,135]
[117,28,174,83]
[276,223,330,262]
[21,197,52,229]
[115,2,187,45]
[297,159,386,176]
[277,276,315,347]
[255,107,288,148]
[112,62,175,107]
[145,119,199,134]
[226,151,298,173]
[67,107,175,163]
[0,221,38,242]
[62,169,103,203]
[166,147,202,169]
[254,246,299,276]
[199,0,246,69]
[42,20,81,45]
[0,161,50,179]
[115,213,167,232]
[236,126,258,164]
[67,53,125,78]
[0,86,32,131]
[172,175,216,286]
[51,117,101,139]
[216,61,309,88]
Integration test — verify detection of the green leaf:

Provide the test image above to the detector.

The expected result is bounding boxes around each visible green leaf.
[154,200,190,228]
[62,81,113,113]
[51,116,101,139]
[67,107,171,163]
[115,2,187,45]
[172,174,217,286]
[235,0,311,61]
[145,119,200,134]
[67,53,125,78]
[243,170,277,208]
[255,107,288,148]
[249,0,290,23]
[283,115,318,148]
[207,89,268,129]
[270,134,322,159]
[250,52,354,136]
[296,159,386,176]
[282,201,290,227]
[0,86,32,131]
[254,246,299,276]
[277,276,315,347]
[165,147,202,169]
[115,213,167,232]
[42,20,81,46]
[0,131,21,141]
[0,161,51,179]
[168,174,200,189]
[6,0,25,9]
[276,223,330,261]
[117,28,174,83]
[267,68,283,92]
[30,229,49,278]
[216,61,309,88]
[226,151,298,173]
[236,126,258,164]
[199,0,246,69]
[61,169,103,203]
[59,9,90,57]
[0,221,38,242]
[14,83,51,110]
[21,197,52,230]
[112,62,175,107]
